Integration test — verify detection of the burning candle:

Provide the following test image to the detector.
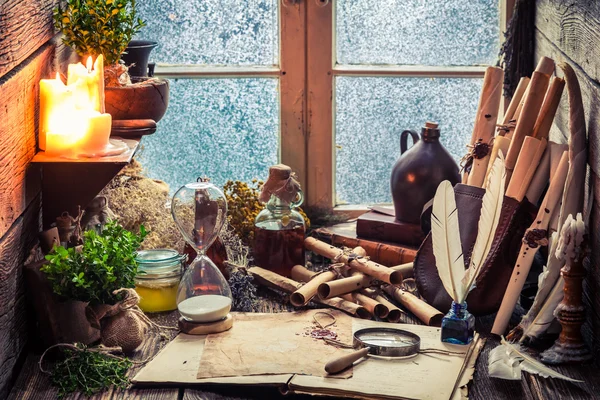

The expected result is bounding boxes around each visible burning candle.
[39,55,112,157]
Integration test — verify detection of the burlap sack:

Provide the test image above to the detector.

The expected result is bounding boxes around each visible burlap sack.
[86,289,147,353]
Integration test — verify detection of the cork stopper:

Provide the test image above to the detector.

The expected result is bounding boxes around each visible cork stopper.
[259,164,302,204]
[422,121,440,140]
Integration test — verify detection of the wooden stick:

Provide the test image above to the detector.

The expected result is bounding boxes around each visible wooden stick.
[532,77,565,141]
[342,293,389,319]
[305,237,403,284]
[383,285,444,327]
[525,146,551,204]
[536,56,556,75]
[466,67,504,187]
[492,152,569,335]
[502,77,530,125]
[249,267,371,319]
[505,137,547,201]
[504,71,551,183]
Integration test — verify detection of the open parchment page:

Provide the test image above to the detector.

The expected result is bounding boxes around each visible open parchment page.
[288,319,476,400]
[197,310,353,379]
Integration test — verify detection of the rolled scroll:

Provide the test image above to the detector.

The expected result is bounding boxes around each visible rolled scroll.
[375,295,404,323]
[505,136,547,201]
[318,272,373,299]
[532,77,565,141]
[504,71,551,183]
[484,136,511,183]
[502,77,530,127]
[343,292,389,319]
[525,146,551,204]
[290,268,337,307]
[492,152,569,335]
[390,262,414,278]
[466,67,504,187]
[305,237,403,284]
[383,285,444,327]
[249,267,370,319]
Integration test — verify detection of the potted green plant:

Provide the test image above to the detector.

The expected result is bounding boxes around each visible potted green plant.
[37,221,147,348]
[54,0,169,122]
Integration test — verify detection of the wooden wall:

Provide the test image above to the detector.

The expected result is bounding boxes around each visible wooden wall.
[534,0,600,358]
[0,1,75,397]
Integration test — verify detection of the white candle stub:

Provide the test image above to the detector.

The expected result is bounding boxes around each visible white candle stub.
[178,295,232,323]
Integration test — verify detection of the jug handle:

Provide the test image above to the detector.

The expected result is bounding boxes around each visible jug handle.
[401,130,420,154]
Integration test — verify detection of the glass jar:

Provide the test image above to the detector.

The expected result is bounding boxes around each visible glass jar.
[254,192,306,278]
[135,249,185,313]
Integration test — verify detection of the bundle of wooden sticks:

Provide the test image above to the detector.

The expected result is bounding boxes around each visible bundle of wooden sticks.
[249,236,443,326]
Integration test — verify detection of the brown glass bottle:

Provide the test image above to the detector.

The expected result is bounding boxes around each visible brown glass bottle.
[253,195,306,278]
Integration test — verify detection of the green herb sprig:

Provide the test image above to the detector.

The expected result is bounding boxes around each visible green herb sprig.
[47,344,132,399]
[54,0,146,65]
[42,221,147,305]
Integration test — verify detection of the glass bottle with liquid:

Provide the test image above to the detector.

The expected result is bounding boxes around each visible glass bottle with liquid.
[254,166,306,278]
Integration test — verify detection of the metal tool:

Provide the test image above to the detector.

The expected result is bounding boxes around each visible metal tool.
[324,327,421,374]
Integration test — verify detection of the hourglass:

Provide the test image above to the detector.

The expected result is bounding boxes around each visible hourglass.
[171,181,233,334]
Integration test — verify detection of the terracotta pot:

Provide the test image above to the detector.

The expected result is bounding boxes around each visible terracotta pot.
[105,77,169,122]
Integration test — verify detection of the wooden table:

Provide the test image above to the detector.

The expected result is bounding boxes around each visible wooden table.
[8,293,600,400]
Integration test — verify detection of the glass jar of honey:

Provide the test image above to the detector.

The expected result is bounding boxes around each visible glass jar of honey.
[135,249,185,313]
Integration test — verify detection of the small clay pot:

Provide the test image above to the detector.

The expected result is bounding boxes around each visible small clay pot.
[105,77,169,122]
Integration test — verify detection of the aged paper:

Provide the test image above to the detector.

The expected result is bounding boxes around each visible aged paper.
[134,314,482,400]
[196,310,353,379]
[288,320,474,400]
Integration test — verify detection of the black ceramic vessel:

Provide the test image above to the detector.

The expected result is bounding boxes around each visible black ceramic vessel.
[390,122,461,224]
[121,40,158,77]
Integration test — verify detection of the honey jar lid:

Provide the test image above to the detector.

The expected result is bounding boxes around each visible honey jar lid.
[136,249,185,278]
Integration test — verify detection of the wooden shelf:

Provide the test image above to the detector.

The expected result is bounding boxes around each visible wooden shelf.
[32,138,140,228]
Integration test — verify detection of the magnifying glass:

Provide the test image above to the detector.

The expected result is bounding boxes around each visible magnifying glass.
[325,327,421,374]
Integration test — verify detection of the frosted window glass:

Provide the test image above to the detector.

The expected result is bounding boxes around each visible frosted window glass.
[336,0,499,66]
[136,0,279,65]
[137,79,279,192]
[335,77,483,205]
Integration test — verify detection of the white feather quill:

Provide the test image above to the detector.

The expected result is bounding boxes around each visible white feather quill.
[461,154,506,302]
[488,337,583,382]
[431,180,465,302]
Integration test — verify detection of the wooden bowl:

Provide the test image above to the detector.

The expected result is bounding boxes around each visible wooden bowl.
[105,78,169,122]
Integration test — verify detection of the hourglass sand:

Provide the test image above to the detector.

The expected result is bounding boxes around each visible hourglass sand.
[171,181,234,335]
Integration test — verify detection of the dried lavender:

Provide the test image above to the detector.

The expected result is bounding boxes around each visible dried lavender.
[228,267,259,312]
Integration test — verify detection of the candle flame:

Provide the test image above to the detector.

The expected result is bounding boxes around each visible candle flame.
[55,72,61,81]
[86,56,93,72]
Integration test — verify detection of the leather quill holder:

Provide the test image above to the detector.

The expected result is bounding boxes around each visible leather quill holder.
[414,184,536,316]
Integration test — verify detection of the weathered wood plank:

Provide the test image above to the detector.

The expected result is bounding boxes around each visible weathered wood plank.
[0,196,41,398]
[0,0,63,79]
[534,29,600,176]
[536,0,600,84]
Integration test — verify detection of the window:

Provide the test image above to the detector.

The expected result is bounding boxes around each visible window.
[137,0,507,211]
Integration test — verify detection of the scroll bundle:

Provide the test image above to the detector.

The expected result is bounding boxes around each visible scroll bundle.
[459,56,589,346]
[249,237,443,326]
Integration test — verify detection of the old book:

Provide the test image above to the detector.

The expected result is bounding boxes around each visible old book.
[356,209,425,247]
[133,312,484,400]
[313,224,417,266]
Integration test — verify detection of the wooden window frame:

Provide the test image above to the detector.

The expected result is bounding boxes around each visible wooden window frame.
[307,0,512,214]
[152,0,511,216]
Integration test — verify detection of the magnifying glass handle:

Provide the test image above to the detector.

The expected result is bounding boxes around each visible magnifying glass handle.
[325,347,370,374]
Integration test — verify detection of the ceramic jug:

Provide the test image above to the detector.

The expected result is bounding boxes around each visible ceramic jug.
[390,122,461,224]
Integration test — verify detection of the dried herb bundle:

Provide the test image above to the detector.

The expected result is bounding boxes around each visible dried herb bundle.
[46,345,132,399]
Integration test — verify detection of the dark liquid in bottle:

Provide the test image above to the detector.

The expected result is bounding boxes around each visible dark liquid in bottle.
[254,225,305,277]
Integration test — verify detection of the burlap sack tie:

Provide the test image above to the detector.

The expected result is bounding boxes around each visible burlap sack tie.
[86,288,146,353]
